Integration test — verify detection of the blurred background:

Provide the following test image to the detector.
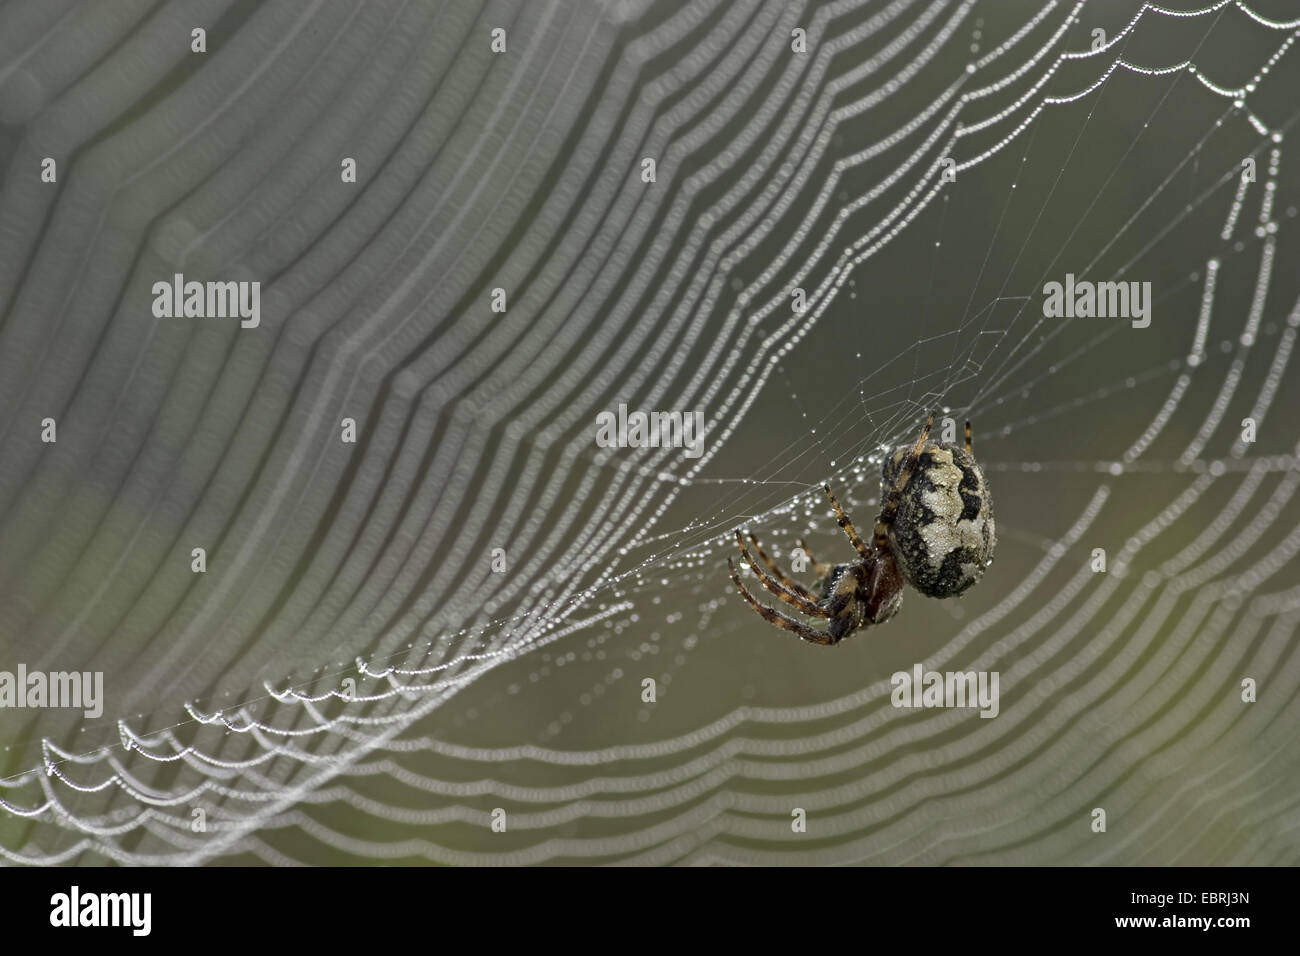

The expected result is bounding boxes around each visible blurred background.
[1,0,1299,864]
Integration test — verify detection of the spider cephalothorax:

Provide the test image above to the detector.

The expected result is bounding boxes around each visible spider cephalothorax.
[726,413,996,646]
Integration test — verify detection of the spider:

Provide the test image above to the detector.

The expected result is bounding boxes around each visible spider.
[726,412,996,645]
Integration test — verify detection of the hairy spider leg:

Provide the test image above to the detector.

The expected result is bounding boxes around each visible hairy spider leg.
[965,419,973,455]
[795,537,833,578]
[727,558,837,645]
[734,530,830,618]
[876,410,935,545]
[746,532,819,603]
[821,484,873,560]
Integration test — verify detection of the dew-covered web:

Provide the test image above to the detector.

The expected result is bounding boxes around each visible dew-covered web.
[3,0,1300,865]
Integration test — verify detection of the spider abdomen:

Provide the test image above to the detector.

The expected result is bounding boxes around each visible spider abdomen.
[883,443,996,598]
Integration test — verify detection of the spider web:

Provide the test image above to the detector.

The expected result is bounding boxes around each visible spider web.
[2,0,1300,865]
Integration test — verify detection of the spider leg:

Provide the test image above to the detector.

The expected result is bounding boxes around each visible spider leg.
[795,537,833,579]
[821,484,872,560]
[734,531,830,618]
[727,558,837,645]
[965,419,973,455]
[746,532,818,602]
